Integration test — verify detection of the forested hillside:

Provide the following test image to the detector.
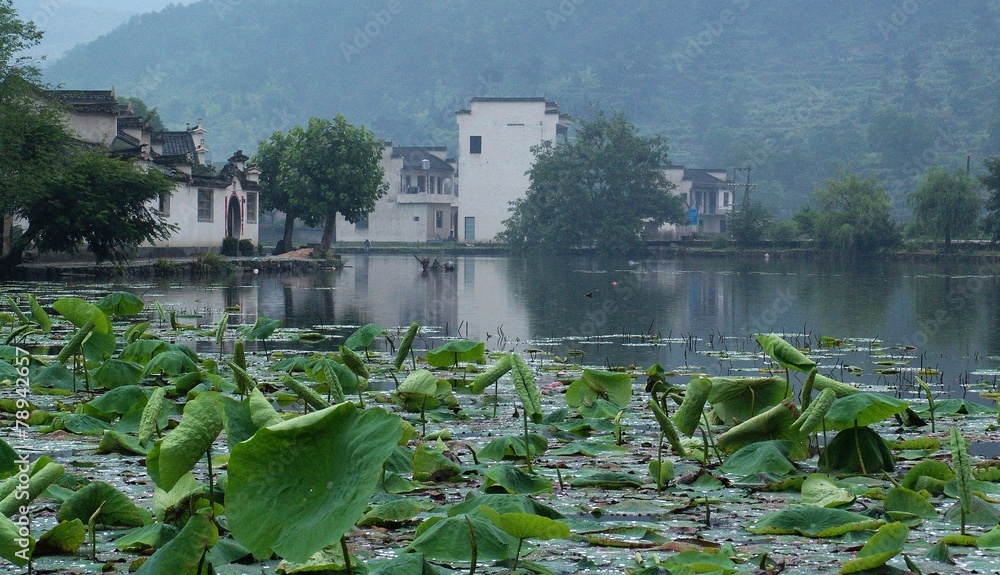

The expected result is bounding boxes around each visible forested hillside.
[40,0,1000,215]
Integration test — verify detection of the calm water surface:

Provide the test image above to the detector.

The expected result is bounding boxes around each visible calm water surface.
[9,254,1000,400]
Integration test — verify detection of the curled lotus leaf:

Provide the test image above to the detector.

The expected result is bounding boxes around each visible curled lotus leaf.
[824,392,908,430]
[840,522,909,574]
[756,333,816,372]
[707,376,789,425]
[749,505,885,538]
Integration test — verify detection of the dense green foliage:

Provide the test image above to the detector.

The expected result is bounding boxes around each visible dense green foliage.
[907,166,981,251]
[727,201,774,246]
[38,1,1000,217]
[252,116,387,252]
[498,112,685,253]
[812,171,900,254]
[980,157,1000,243]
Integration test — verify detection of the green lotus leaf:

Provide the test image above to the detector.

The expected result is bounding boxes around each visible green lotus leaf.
[412,443,462,483]
[672,377,712,437]
[978,525,1000,548]
[27,294,51,333]
[86,385,149,417]
[227,403,401,563]
[716,402,800,454]
[662,550,739,575]
[142,350,199,378]
[472,355,512,393]
[791,388,837,435]
[718,440,797,478]
[821,425,895,474]
[32,519,85,556]
[483,464,553,494]
[343,322,383,350]
[924,539,954,562]
[478,434,547,461]
[510,353,543,423]
[269,355,312,373]
[756,333,816,372]
[369,553,451,575]
[238,316,281,341]
[0,439,16,477]
[397,369,438,398]
[824,393,909,430]
[118,339,168,365]
[146,392,224,491]
[96,430,148,455]
[446,494,563,519]
[135,514,218,575]
[707,376,790,425]
[56,481,152,527]
[812,373,859,397]
[649,459,675,485]
[566,369,633,410]
[358,498,436,526]
[901,459,954,490]
[0,513,34,566]
[570,470,643,489]
[748,505,885,537]
[840,522,909,574]
[944,495,1000,526]
[96,291,145,318]
[426,339,485,368]
[52,297,112,335]
[407,514,521,562]
[91,359,144,389]
[32,362,75,390]
[478,506,570,540]
[153,472,203,523]
[50,413,112,435]
[950,426,973,518]
[801,474,855,508]
[393,322,421,370]
[578,398,624,420]
[884,487,937,519]
[927,398,995,415]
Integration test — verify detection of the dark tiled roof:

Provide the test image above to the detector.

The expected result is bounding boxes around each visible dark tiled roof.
[111,132,141,149]
[153,153,193,166]
[117,116,147,129]
[683,169,727,186]
[156,132,197,156]
[392,147,454,173]
[192,175,231,189]
[219,159,261,191]
[46,89,119,114]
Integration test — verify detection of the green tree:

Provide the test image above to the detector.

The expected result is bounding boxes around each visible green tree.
[253,129,297,253]
[256,116,387,253]
[118,96,165,131]
[908,166,980,252]
[813,170,900,254]
[1,147,177,273]
[727,200,773,246]
[498,111,686,253]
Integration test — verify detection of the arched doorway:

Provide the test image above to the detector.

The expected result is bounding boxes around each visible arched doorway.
[226,194,241,239]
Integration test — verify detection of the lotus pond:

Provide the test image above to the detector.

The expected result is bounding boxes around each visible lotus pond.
[2,254,1000,574]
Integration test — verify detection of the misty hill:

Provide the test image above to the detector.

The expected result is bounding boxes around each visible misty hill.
[41,0,1000,215]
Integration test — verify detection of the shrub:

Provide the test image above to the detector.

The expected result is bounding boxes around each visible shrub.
[222,236,239,256]
[239,239,255,256]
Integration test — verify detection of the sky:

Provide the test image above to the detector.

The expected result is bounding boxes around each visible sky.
[12,0,197,62]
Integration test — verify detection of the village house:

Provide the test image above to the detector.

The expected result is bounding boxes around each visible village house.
[335,145,458,243]
[456,97,570,243]
[12,89,260,255]
[651,167,736,240]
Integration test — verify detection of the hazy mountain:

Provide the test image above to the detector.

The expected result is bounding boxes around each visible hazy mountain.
[40,0,1000,215]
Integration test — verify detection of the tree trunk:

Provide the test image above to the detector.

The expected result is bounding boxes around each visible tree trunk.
[280,213,296,254]
[320,209,337,253]
[0,225,39,279]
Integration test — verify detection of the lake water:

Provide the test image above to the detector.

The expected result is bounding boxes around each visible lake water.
[11,253,1000,403]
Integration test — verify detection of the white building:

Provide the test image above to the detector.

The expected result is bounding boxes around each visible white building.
[456,97,570,243]
[44,89,259,253]
[651,167,734,239]
[336,146,457,243]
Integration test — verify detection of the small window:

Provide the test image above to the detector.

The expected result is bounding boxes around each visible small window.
[437,178,443,194]
[417,175,425,192]
[246,192,258,223]
[197,189,213,222]
[464,216,475,240]
[158,192,171,216]
[414,216,420,222]
[723,192,729,207]
[470,135,482,154]
[436,210,443,228]
[356,215,369,230]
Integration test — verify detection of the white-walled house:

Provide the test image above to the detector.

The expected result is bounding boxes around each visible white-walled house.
[651,167,735,240]
[336,146,458,243]
[42,89,259,253]
[456,97,570,243]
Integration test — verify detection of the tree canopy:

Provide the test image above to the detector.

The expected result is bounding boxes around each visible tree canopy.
[980,157,1000,244]
[813,171,900,255]
[498,111,686,254]
[253,116,387,253]
[908,166,980,252]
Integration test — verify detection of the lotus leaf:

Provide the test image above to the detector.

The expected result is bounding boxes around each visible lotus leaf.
[483,464,553,494]
[821,426,895,474]
[824,392,908,430]
[801,474,855,508]
[884,487,936,519]
[142,350,199,378]
[566,369,633,410]
[944,495,1000,526]
[135,514,218,575]
[396,369,438,400]
[97,430,148,455]
[812,373,860,397]
[412,443,462,482]
[86,384,149,417]
[343,322,383,350]
[478,434,547,461]
[748,505,885,537]
[425,339,485,368]
[570,470,643,489]
[227,403,401,563]
[27,294,50,333]
[478,506,570,540]
[446,494,563,519]
[707,376,790,425]
[270,355,312,373]
[57,481,152,527]
[840,522,909,574]
[926,398,995,415]
[205,538,253,567]
[32,362,76,390]
[716,402,801,454]
[472,355,512,393]
[238,316,281,341]
[901,459,954,490]
[369,553,451,575]
[0,439,15,477]
[96,291,145,318]
[661,550,739,575]
[393,322,420,370]
[924,539,954,562]
[50,413,112,434]
[146,392,224,491]
[791,388,837,435]
[672,377,712,437]
[92,359,144,389]
[358,498,435,526]
[718,440,797,478]
[407,514,521,562]
[649,459,675,485]
[118,339,168,364]
[978,525,1000,548]
[509,353,543,423]
[52,297,112,334]
[33,519,85,555]
[0,513,33,566]
[951,426,973,529]
[578,398,625,420]
[756,333,816,372]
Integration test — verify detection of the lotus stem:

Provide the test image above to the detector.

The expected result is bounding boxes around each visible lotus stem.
[523,408,533,473]
[701,413,723,466]
[656,434,664,493]
[513,538,524,571]
[340,535,353,575]
[465,515,477,575]
[207,446,215,519]
[853,421,868,475]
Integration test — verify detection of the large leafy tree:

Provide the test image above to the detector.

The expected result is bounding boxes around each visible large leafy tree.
[979,156,1000,244]
[254,129,297,252]
[498,111,686,253]
[813,170,900,254]
[728,200,774,246]
[908,166,980,252]
[255,116,387,253]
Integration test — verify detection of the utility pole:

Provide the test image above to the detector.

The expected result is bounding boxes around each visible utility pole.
[734,166,754,208]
